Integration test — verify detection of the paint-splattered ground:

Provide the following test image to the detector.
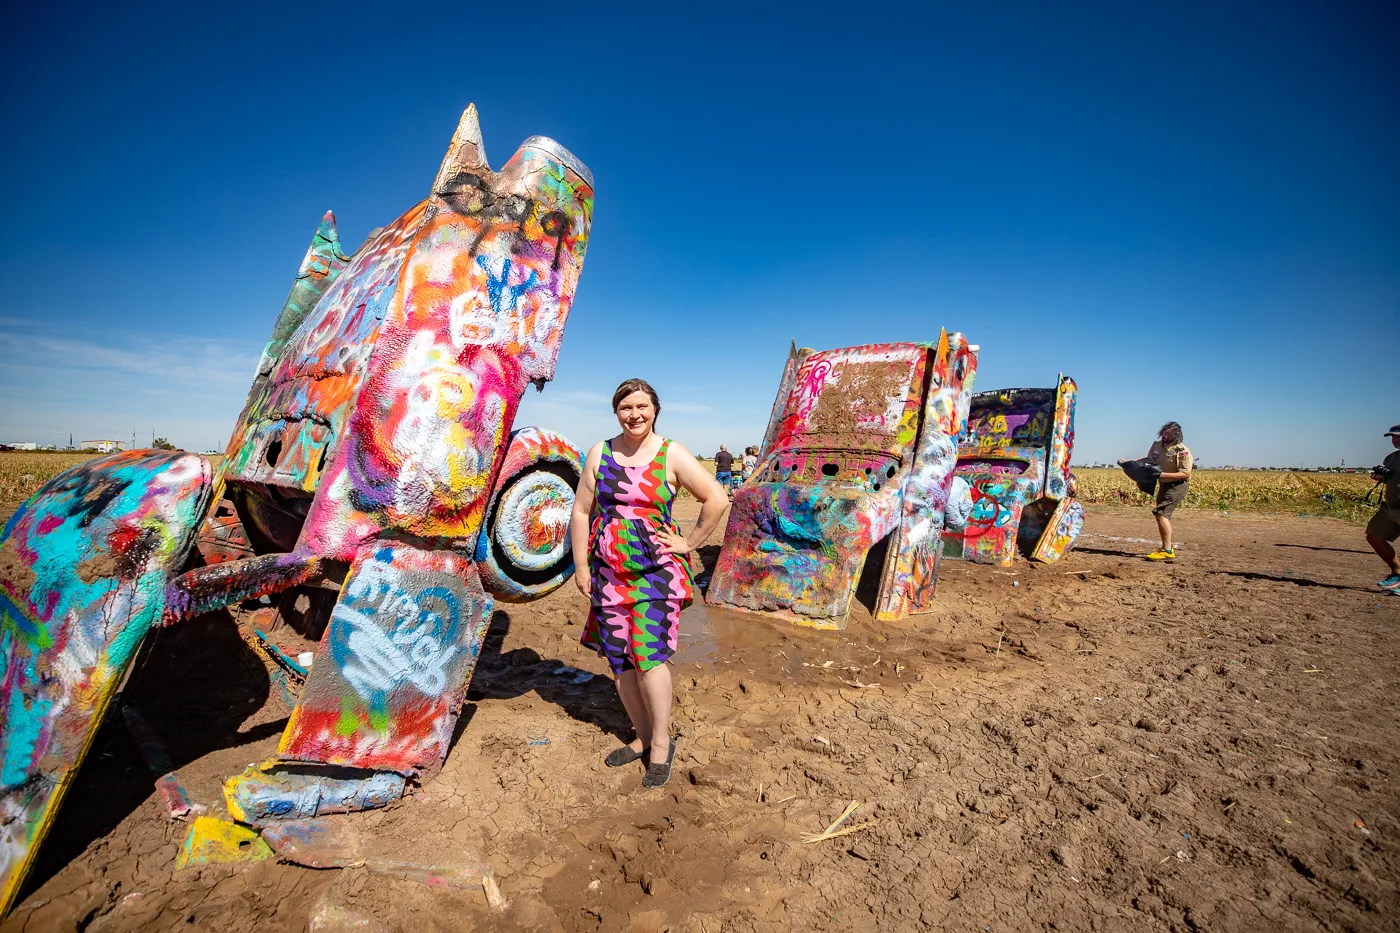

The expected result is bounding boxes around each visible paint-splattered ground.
[4,504,1397,932]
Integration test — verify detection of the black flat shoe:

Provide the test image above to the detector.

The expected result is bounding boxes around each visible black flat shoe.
[641,739,677,788]
[605,743,647,768]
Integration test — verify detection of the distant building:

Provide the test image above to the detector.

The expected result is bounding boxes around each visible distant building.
[79,439,123,453]
[5,442,38,451]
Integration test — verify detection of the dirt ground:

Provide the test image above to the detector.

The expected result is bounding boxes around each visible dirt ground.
[4,503,1398,933]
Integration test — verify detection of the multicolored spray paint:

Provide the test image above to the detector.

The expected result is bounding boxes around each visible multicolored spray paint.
[277,545,492,773]
[214,107,592,797]
[1,451,211,913]
[707,333,978,629]
[870,332,979,620]
[297,114,593,558]
[474,427,582,601]
[0,105,594,913]
[943,376,1082,565]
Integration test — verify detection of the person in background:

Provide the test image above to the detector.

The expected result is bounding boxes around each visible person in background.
[1119,421,1192,561]
[571,379,729,788]
[713,444,734,488]
[741,446,759,485]
[1365,424,1400,593]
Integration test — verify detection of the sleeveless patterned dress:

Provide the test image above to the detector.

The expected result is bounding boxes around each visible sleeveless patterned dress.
[581,438,695,674]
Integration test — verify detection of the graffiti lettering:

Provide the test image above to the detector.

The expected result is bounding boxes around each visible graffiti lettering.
[333,559,463,702]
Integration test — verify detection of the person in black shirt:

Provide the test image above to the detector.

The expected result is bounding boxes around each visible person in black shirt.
[713,445,734,488]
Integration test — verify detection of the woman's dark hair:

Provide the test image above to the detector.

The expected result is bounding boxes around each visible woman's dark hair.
[612,378,661,417]
[1158,421,1183,446]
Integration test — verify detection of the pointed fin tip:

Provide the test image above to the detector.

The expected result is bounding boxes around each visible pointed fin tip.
[454,103,484,148]
[433,103,490,193]
[313,211,341,248]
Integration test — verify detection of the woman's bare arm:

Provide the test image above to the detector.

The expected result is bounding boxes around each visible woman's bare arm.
[571,442,604,596]
[657,442,729,555]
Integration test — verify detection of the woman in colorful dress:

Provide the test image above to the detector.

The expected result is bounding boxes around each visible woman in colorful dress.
[570,379,730,787]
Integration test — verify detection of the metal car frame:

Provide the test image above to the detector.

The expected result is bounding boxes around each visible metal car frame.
[942,375,1084,565]
[706,332,978,629]
[0,105,593,914]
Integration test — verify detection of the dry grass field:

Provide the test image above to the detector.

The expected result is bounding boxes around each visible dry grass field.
[1,453,1379,524]
[1073,466,1379,522]
[0,452,102,505]
[696,459,1380,523]
[0,452,226,513]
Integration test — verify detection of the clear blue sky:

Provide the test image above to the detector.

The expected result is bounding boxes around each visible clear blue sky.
[1,1,1395,467]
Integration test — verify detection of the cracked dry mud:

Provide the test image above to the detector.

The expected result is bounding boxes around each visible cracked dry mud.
[4,504,1397,932]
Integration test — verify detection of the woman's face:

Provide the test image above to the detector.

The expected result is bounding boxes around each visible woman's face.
[615,391,656,439]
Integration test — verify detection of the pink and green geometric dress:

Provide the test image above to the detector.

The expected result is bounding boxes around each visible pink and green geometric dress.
[582,438,694,674]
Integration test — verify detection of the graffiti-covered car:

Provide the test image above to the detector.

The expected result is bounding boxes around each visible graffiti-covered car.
[942,376,1084,565]
[706,332,978,629]
[0,105,593,913]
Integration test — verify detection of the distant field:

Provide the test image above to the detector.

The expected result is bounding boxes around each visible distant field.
[0,451,103,504]
[0,451,225,508]
[696,459,1380,522]
[1074,467,1378,522]
[2,452,1380,524]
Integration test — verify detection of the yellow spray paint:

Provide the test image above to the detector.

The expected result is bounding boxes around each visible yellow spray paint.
[175,816,272,869]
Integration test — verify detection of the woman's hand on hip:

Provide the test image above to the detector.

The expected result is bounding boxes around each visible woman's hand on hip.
[656,529,694,556]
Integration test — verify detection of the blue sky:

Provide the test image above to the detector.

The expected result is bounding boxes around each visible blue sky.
[1,1,1395,467]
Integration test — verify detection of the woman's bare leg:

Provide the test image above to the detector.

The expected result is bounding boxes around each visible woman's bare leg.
[1155,513,1173,550]
[638,663,674,764]
[615,669,651,754]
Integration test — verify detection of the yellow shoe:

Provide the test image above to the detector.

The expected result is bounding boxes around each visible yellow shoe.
[1145,548,1176,561]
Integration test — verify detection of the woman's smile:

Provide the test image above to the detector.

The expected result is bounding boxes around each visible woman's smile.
[573,378,730,789]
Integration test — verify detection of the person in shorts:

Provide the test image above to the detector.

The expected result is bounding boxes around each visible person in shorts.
[1119,421,1192,561]
[1366,424,1400,593]
[713,444,734,488]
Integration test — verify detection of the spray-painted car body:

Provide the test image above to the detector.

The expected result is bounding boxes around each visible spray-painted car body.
[0,105,592,913]
[942,376,1083,565]
[707,333,978,629]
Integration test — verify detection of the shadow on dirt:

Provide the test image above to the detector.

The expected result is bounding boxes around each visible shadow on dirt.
[693,544,723,592]
[23,608,278,900]
[465,610,630,743]
[1273,542,1372,555]
[1074,545,1144,559]
[1208,570,1365,591]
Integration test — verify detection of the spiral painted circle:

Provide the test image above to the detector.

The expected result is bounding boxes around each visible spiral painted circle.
[495,471,573,572]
